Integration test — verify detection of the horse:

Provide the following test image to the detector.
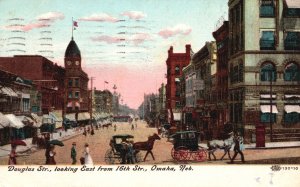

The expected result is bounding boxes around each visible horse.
[133,133,161,161]
[102,123,112,129]
[207,132,234,161]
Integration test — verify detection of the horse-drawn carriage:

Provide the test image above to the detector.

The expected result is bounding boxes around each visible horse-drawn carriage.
[170,131,207,162]
[104,134,143,164]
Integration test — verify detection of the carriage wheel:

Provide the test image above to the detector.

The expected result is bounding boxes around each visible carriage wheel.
[104,149,116,164]
[192,148,207,162]
[172,146,190,161]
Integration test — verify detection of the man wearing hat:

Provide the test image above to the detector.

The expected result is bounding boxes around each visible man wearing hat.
[71,142,77,165]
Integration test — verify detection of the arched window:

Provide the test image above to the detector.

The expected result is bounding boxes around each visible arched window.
[260,62,276,81]
[175,66,180,75]
[284,62,300,81]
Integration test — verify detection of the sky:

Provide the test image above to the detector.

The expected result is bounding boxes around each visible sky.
[0,0,228,109]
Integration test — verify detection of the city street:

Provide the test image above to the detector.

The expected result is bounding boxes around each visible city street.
[1,120,300,165]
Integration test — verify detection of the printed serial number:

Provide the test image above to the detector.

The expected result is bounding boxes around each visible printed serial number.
[281,167,298,171]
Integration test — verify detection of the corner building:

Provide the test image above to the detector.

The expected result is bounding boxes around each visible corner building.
[228,0,300,142]
[64,37,89,114]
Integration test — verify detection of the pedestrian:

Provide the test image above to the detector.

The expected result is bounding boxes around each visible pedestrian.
[83,128,87,136]
[131,124,134,130]
[114,124,117,131]
[71,142,77,165]
[8,144,17,165]
[120,139,128,164]
[83,143,93,165]
[91,128,95,135]
[48,144,56,165]
[230,132,245,163]
[126,141,135,164]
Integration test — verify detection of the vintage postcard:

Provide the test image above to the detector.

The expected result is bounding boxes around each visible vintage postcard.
[0,0,300,186]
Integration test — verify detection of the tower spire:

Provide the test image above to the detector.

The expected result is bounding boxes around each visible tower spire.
[71,17,74,40]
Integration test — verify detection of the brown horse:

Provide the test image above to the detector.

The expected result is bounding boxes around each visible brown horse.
[133,133,161,161]
[102,123,112,129]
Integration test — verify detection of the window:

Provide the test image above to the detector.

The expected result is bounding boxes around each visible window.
[261,113,276,122]
[284,63,300,81]
[75,78,79,87]
[175,66,180,75]
[74,91,80,98]
[68,79,73,87]
[260,31,275,50]
[68,91,72,98]
[285,8,300,17]
[260,0,275,17]
[260,63,276,81]
[284,32,300,50]
[284,112,300,123]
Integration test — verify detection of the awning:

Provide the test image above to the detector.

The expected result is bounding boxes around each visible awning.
[65,113,76,121]
[31,113,43,127]
[175,78,180,82]
[0,87,18,97]
[285,94,300,98]
[5,114,25,129]
[284,105,300,113]
[16,116,36,126]
[67,102,72,108]
[0,112,10,128]
[49,111,63,122]
[285,0,300,8]
[260,94,276,99]
[260,105,279,113]
[173,113,182,121]
[42,114,55,124]
[77,112,90,121]
[75,102,80,108]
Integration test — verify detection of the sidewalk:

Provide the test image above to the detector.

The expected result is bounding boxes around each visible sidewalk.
[0,128,83,157]
[199,141,300,150]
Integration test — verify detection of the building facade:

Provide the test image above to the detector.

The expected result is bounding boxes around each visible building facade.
[93,89,113,114]
[228,0,300,142]
[165,45,191,131]
[64,37,89,114]
[0,55,65,114]
[212,21,230,138]
[192,42,217,140]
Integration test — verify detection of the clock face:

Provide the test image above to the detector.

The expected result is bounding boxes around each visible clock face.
[67,61,72,65]
[75,61,80,65]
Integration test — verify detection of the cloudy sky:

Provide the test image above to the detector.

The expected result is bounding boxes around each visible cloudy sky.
[0,0,228,109]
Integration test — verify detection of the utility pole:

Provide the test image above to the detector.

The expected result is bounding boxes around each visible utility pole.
[269,71,273,142]
[90,77,95,130]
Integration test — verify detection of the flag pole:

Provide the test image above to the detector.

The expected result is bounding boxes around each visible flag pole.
[72,17,74,40]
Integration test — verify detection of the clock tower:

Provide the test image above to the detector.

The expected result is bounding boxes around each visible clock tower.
[64,37,89,114]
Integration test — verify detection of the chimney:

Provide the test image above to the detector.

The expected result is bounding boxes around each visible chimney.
[168,46,173,55]
[185,44,191,55]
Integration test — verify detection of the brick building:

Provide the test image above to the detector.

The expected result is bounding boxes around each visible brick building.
[93,89,113,114]
[165,45,191,131]
[64,37,89,114]
[0,55,65,114]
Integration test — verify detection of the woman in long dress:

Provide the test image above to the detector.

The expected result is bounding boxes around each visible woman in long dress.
[84,143,93,165]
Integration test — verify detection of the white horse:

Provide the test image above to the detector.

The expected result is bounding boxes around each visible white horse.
[207,132,234,161]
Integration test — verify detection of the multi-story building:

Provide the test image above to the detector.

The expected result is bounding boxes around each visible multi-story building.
[182,61,196,130]
[228,0,300,142]
[93,89,113,114]
[212,21,230,138]
[64,37,89,114]
[192,41,217,140]
[157,83,167,124]
[165,45,191,131]
[0,55,65,114]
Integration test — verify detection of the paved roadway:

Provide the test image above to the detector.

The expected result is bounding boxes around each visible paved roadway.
[1,120,300,165]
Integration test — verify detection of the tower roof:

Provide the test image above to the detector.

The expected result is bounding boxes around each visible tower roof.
[65,38,81,58]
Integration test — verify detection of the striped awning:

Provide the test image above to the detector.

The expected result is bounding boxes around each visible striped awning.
[65,113,76,121]
[0,112,10,128]
[77,112,90,121]
[0,87,18,97]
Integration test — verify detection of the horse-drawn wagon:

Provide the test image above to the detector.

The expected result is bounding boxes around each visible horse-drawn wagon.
[170,131,207,162]
[104,134,142,164]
